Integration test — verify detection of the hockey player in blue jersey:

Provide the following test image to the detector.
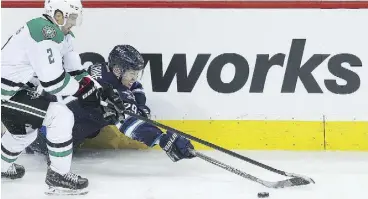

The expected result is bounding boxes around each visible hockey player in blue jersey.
[29,44,195,163]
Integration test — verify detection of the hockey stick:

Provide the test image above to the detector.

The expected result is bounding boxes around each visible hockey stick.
[189,149,310,188]
[124,112,315,187]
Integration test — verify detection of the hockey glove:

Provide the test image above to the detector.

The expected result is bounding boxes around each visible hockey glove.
[101,83,126,112]
[101,104,122,125]
[137,105,151,119]
[159,130,195,162]
[73,77,101,108]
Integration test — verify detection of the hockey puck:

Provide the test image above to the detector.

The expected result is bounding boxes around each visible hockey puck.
[257,192,269,198]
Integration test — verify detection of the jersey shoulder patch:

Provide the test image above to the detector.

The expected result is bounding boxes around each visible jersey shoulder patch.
[26,17,64,43]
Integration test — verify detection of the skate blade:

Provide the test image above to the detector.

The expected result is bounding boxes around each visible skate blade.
[45,186,89,196]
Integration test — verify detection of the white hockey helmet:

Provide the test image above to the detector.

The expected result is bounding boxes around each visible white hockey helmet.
[44,0,83,27]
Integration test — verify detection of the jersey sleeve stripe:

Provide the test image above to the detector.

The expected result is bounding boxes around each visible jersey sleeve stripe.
[43,73,72,95]
[74,72,89,82]
[1,78,23,97]
[132,88,145,94]
[39,71,66,87]
[68,70,86,76]
[68,70,89,81]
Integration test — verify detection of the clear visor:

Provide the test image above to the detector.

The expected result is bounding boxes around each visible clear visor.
[60,13,82,34]
[65,13,82,27]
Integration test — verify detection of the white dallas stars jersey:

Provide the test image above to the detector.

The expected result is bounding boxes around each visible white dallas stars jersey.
[1,15,84,100]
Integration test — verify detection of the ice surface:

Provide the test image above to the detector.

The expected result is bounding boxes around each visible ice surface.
[2,149,368,199]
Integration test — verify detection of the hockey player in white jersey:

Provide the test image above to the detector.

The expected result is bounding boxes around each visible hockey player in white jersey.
[1,0,99,195]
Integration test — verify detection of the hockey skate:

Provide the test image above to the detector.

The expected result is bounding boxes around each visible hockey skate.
[1,163,25,180]
[45,167,89,195]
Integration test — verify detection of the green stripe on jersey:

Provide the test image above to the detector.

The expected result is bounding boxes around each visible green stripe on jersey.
[48,73,71,95]
[74,72,89,82]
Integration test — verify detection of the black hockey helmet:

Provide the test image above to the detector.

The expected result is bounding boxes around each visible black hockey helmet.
[108,45,145,71]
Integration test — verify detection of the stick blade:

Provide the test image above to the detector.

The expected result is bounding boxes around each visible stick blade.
[268,177,314,189]
[289,176,315,186]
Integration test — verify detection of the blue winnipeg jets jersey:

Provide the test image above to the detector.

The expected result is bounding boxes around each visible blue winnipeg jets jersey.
[70,63,162,148]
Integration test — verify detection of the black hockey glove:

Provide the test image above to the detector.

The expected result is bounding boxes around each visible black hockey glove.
[159,130,195,162]
[73,77,101,108]
[101,104,123,125]
[99,83,125,123]
[137,105,151,119]
[101,83,126,113]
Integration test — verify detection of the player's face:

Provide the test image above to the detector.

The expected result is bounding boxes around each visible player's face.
[54,11,65,26]
[121,69,140,88]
